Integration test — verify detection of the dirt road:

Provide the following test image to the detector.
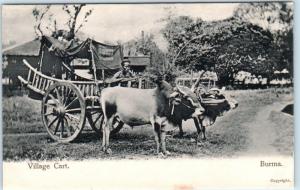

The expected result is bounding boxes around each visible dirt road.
[239,102,284,156]
[194,90,293,158]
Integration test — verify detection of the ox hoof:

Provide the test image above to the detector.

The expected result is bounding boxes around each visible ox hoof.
[102,146,112,154]
[163,151,171,156]
[105,148,112,155]
[157,151,171,157]
[157,152,165,158]
[157,152,169,158]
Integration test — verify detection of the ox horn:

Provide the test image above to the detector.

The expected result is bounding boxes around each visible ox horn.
[191,70,205,92]
[176,85,188,97]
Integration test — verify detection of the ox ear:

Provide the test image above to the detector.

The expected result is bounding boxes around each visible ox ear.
[169,91,180,98]
[186,97,198,107]
[176,86,189,97]
[172,97,182,105]
[220,87,226,94]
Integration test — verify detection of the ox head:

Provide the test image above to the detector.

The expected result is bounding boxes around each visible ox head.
[202,87,238,117]
[170,86,205,119]
[167,70,207,119]
[210,87,238,109]
[153,74,205,119]
[189,71,238,123]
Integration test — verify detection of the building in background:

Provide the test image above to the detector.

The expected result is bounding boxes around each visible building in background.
[2,39,40,88]
[127,55,150,75]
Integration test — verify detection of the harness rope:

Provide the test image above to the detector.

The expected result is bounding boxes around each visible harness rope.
[169,98,196,116]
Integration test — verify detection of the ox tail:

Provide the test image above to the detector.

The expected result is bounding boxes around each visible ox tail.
[100,93,108,128]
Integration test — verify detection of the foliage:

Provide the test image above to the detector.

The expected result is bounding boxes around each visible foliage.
[162,16,277,85]
[233,2,293,32]
[160,3,293,85]
[160,16,195,64]
[274,29,293,75]
[233,2,293,76]
[32,4,93,41]
[62,5,93,40]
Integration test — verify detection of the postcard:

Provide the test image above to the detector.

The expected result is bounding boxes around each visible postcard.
[2,2,294,190]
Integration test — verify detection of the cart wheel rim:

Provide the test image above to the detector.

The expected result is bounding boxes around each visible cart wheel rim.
[42,82,86,143]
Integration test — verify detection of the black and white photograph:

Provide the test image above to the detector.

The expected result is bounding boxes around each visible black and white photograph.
[2,2,294,189]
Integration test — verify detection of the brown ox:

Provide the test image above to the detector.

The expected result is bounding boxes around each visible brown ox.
[169,72,238,143]
[171,87,238,142]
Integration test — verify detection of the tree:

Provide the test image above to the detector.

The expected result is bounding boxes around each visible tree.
[161,15,278,85]
[233,2,293,32]
[62,5,93,40]
[32,4,93,41]
[32,5,51,37]
[233,2,293,75]
[160,15,195,67]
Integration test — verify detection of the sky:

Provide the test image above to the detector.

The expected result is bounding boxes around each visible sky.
[2,3,239,51]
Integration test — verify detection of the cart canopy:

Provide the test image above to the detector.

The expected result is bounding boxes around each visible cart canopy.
[40,36,123,70]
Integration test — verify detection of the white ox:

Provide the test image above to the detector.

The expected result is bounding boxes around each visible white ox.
[100,79,205,155]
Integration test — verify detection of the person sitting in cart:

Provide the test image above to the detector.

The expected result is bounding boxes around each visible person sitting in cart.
[112,57,135,79]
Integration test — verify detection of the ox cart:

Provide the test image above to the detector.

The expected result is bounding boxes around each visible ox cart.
[18,36,154,143]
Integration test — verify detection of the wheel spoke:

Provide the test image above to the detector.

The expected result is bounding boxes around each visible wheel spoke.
[55,87,62,104]
[54,118,61,135]
[65,113,80,123]
[64,116,75,131]
[64,118,72,137]
[60,119,64,139]
[48,94,59,104]
[61,86,65,104]
[65,108,81,113]
[48,116,59,129]
[45,112,54,116]
[63,87,71,106]
[65,97,78,110]
[44,103,56,108]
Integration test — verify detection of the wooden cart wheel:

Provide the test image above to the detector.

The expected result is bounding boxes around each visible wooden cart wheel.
[42,82,86,143]
[86,111,124,135]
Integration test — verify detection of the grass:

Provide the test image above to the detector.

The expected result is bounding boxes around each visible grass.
[3,88,294,161]
[2,96,45,134]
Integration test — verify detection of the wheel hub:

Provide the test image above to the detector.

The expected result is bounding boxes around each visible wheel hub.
[53,105,66,117]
